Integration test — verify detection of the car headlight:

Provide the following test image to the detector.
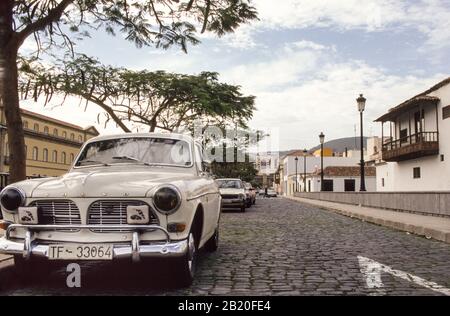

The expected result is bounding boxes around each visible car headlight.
[0,187,26,212]
[153,185,181,215]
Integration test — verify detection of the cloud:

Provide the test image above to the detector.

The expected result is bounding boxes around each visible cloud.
[226,0,450,55]
[220,39,446,149]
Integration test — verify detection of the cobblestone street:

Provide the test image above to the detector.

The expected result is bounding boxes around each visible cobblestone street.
[1,197,449,295]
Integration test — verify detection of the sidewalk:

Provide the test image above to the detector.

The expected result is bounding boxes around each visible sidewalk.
[287,196,450,244]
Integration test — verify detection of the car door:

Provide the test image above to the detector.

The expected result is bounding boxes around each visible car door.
[194,143,220,240]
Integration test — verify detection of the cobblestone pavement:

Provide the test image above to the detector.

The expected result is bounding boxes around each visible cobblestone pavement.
[1,197,449,295]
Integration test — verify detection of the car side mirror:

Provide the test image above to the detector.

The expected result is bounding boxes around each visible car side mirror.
[202,160,212,173]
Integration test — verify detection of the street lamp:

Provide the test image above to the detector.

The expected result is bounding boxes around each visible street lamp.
[303,149,307,192]
[294,156,298,193]
[319,132,325,191]
[356,94,367,192]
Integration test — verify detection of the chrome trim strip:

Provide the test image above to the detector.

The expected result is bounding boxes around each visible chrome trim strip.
[6,224,171,243]
[186,191,220,202]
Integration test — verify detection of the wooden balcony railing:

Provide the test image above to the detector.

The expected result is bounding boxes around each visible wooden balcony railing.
[382,131,439,162]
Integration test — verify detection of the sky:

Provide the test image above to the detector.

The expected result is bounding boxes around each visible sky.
[20,0,450,151]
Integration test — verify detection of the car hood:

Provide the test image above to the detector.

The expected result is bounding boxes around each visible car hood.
[16,167,196,198]
[219,188,245,195]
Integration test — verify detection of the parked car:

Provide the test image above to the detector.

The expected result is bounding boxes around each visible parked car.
[216,178,246,212]
[258,189,266,196]
[266,188,278,198]
[244,182,256,207]
[0,133,221,287]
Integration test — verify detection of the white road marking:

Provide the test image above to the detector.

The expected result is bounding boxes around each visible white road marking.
[358,256,450,296]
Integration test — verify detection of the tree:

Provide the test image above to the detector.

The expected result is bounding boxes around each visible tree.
[0,0,258,183]
[18,54,256,133]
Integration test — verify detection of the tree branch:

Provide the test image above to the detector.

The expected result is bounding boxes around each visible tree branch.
[15,0,74,47]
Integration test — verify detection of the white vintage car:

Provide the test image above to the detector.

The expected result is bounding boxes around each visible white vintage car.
[0,133,221,286]
[216,178,246,212]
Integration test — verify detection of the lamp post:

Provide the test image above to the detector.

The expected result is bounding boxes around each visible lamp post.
[356,94,367,192]
[303,149,307,192]
[294,157,298,192]
[319,132,325,191]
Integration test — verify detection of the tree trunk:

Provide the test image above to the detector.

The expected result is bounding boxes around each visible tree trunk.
[0,1,27,183]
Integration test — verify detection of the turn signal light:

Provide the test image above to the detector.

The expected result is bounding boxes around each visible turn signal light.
[0,220,12,230]
[167,222,186,233]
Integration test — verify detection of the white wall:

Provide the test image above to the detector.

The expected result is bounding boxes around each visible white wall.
[283,156,360,177]
[300,175,376,192]
[377,83,450,191]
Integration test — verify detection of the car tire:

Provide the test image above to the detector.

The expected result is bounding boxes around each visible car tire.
[174,232,197,288]
[204,227,219,252]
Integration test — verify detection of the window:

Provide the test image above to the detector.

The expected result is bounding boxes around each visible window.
[32,147,38,160]
[344,179,356,192]
[62,131,67,139]
[323,180,334,192]
[5,142,8,157]
[44,126,49,134]
[23,121,28,129]
[443,105,450,120]
[382,178,385,187]
[62,152,66,164]
[70,153,75,163]
[413,167,421,179]
[78,135,83,142]
[43,149,48,162]
[400,128,408,143]
[34,123,39,132]
[24,145,27,159]
[52,150,58,163]
[53,129,58,136]
[441,155,445,162]
[70,133,75,141]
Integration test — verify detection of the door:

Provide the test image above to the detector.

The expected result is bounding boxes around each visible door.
[344,179,356,192]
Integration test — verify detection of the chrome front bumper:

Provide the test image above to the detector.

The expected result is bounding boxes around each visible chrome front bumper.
[0,224,187,262]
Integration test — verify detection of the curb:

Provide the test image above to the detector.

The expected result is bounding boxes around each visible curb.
[286,196,450,244]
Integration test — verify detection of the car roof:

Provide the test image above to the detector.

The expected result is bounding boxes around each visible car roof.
[84,132,195,144]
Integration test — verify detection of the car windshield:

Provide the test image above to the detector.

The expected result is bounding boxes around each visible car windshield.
[244,183,252,189]
[75,137,192,167]
[217,180,243,189]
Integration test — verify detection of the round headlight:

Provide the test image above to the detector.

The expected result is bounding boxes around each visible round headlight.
[153,186,181,215]
[0,187,25,212]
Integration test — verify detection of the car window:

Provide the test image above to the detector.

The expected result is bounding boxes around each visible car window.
[217,180,243,189]
[75,137,192,167]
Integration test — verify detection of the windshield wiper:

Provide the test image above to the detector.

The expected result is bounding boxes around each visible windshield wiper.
[112,156,151,166]
[77,159,109,166]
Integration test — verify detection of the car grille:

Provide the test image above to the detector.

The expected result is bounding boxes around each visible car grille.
[30,200,81,231]
[87,200,159,232]
[221,194,239,199]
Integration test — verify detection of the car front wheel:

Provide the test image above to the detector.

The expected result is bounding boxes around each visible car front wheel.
[204,227,219,252]
[175,232,197,287]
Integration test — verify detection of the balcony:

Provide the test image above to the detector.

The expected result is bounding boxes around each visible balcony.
[382,132,439,162]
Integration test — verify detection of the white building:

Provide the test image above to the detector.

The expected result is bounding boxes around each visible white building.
[279,151,361,196]
[375,77,450,191]
[303,166,376,192]
[255,152,279,175]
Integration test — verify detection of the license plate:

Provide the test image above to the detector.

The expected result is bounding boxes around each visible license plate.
[48,244,113,260]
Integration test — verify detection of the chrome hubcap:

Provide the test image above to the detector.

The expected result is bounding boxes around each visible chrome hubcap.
[187,233,195,273]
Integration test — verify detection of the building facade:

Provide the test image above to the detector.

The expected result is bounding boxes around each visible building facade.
[302,166,376,192]
[0,106,99,177]
[375,77,450,191]
[279,150,361,196]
